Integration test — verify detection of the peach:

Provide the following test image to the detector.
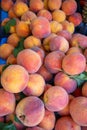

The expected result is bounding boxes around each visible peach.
[70,96,87,126]
[29,0,44,12]
[37,9,52,21]
[1,64,29,93]
[17,49,42,73]
[61,0,77,16]
[57,30,72,41]
[82,82,87,97]
[37,65,53,82]
[13,1,29,17]
[26,126,45,130]
[48,0,62,11]
[0,88,15,116]
[43,86,69,111]
[55,116,81,130]
[0,43,14,59]
[0,65,5,75]
[39,109,56,130]
[7,33,20,47]
[84,49,87,62]
[70,33,87,49]
[66,47,82,55]
[61,20,75,34]
[24,36,41,49]
[8,7,18,18]
[50,21,63,34]
[23,73,45,96]
[6,54,17,64]
[49,35,69,53]
[44,50,65,73]
[21,10,37,23]
[68,12,82,27]
[62,52,86,75]
[16,21,30,37]
[30,16,51,39]
[52,9,66,23]
[44,84,53,93]
[16,96,45,127]
[1,0,13,12]
[54,72,77,93]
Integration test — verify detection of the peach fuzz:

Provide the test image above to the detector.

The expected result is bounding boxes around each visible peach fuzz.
[30,16,51,39]
[70,33,87,49]
[70,96,87,126]
[24,36,41,49]
[54,72,77,93]
[1,0,13,12]
[61,20,75,34]
[7,33,20,47]
[58,94,74,116]
[0,88,15,116]
[38,109,56,130]
[6,54,17,64]
[29,0,44,12]
[61,0,77,16]
[43,86,69,112]
[55,116,81,130]
[13,1,29,17]
[16,21,30,37]
[66,47,82,55]
[49,35,69,53]
[44,50,65,74]
[50,21,63,34]
[68,12,82,27]
[57,30,72,41]
[62,52,86,75]
[0,43,14,59]
[82,82,87,97]
[43,33,57,52]
[21,10,37,23]
[37,9,52,21]
[23,73,45,96]
[37,65,53,82]
[17,49,42,73]
[26,126,45,130]
[52,9,66,23]
[16,96,45,127]
[1,64,29,93]
[48,0,62,11]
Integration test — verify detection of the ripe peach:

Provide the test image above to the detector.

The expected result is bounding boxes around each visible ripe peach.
[7,33,20,47]
[0,88,15,116]
[1,0,13,12]
[62,52,86,75]
[26,126,45,130]
[49,35,69,53]
[30,16,51,39]
[66,47,82,55]
[6,54,17,64]
[57,30,72,41]
[52,9,66,23]
[55,116,81,130]
[48,0,62,11]
[8,7,18,18]
[62,0,77,16]
[39,109,56,130]
[82,82,87,97]
[50,21,63,34]
[37,9,52,21]
[44,50,65,73]
[16,96,45,127]
[84,49,87,62]
[24,36,41,49]
[23,73,45,96]
[43,86,69,111]
[0,43,14,59]
[54,72,77,93]
[16,21,30,37]
[17,49,42,73]
[13,1,29,17]
[29,0,44,12]
[44,84,53,93]
[68,12,82,27]
[1,64,29,93]
[70,96,87,126]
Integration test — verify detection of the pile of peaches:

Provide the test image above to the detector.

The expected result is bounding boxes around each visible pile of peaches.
[0,0,87,129]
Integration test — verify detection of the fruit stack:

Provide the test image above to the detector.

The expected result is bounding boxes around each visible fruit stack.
[0,0,87,130]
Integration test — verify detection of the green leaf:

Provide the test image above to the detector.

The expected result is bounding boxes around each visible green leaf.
[3,19,16,34]
[13,38,25,57]
[0,121,16,130]
[14,115,22,124]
